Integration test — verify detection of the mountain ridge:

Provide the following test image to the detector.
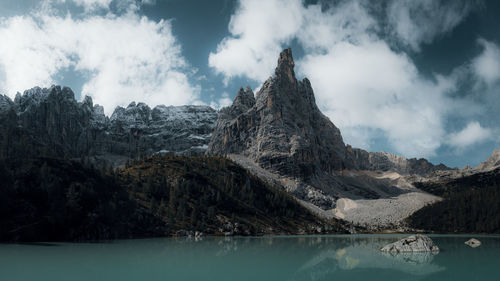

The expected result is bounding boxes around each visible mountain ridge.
[0,85,217,164]
[0,82,451,175]
[1,49,497,232]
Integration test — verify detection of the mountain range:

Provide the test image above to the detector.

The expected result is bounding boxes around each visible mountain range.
[0,48,498,238]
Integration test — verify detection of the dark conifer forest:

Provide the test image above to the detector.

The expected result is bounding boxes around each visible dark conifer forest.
[0,155,343,242]
[409,168,500,233]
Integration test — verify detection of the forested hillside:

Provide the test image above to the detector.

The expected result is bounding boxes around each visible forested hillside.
[408,168,500,233]
[119,154,343,235]
[0,155,343,242]
[0,157,164,242]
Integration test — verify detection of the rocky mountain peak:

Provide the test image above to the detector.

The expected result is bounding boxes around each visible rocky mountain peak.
[275,48,296,85]
[14,86,50,112]
[234,86,255,109]
[111,101,152,128]
[208,48,352,188]
[0,94,13,113]
[82,95,93,107]
[223,86,256,118]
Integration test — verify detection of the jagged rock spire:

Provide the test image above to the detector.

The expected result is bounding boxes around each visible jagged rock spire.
[275,48,296,84]
[234,86,255,109]
[208,48,353,199]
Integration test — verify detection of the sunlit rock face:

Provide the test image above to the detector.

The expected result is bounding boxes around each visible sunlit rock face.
[0,85,217,162]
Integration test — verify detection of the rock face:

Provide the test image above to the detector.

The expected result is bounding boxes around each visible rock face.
[108,102,216,157]
[208,48,353,185]
[0,85,217,163]
[465,238,481,248]
[380,235,440,253]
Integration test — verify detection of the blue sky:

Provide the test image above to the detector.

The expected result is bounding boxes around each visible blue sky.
[0,0,498,168]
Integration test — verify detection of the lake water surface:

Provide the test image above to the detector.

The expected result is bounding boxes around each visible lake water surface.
[0,234,498,281]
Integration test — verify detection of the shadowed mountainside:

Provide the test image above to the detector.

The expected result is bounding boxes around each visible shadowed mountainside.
[409,166,500,233]
[0,155,346,242]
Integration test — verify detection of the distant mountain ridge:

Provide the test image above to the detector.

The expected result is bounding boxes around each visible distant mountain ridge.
[347,146,451,175]
[0,86,217,164]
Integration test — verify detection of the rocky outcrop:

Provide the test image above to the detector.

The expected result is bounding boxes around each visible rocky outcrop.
[347,146,450,175]
[380,235,439,253]
[0,85,217,163]
[465,238,481,248]
[418,149,499,184]
[477,149,500,171]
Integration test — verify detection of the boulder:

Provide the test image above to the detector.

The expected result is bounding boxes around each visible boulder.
[465,238,481,248]
[380,234,439,253]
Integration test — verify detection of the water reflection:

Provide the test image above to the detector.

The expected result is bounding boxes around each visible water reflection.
[164,235,446,279]
[292,236,444,280]
[0,235,499,281]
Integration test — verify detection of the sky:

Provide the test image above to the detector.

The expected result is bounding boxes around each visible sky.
[0,0,498,168]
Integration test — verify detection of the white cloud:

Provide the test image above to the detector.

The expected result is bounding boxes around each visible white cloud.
[0,5,200,114]
[298,40,455,157]
[209,92,233,110]
[210,0,472,158]
[387,0,474,51]
[473,38,500,86]
[298,1,377,52]
[71,0,113,10]
[448,121,493,149]
[208,0,304,83]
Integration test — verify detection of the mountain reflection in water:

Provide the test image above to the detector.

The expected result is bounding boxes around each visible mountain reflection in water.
[0,235,499,281]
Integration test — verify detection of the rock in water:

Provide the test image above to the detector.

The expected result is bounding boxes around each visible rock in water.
[380,235,439,253]
[465,238,481,248]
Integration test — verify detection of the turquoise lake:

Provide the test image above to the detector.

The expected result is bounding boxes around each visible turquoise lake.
[0,234,498,281]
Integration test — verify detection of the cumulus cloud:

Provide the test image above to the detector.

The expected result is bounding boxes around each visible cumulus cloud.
[0,3,200,114]
[298,40,455,157]
[209,92,233,110]
[208,0,304,83]
[448,121,493,149]
[70,0,113,10]
[473,38,500,86]
[386,0,475,51]
[210,0,476,157]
